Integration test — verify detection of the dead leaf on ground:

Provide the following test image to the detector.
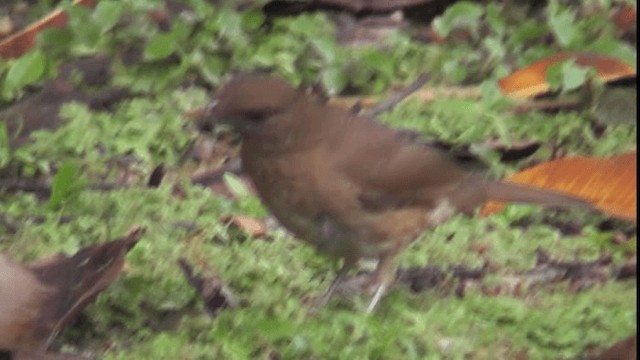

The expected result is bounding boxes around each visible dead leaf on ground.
[615,261,637,280]
[397,248,631,298]
[190,160,248,197]
[147,164,165,188]
[221,214,267,238]
[0,226,144,356]
[499,53,636,99]
[531,248,612,290]
[482,251,615,297]
[263,0,434,14]
[0,0,95,59]
[178,258,238,316]
[2,56,131,148]
[481,152,637,221]
[591,334,637,360]
[334,12,405,48]
[612,4,637,37]
[329,85,481,110]
[3,349,90,360]
[397,265,448,293]
[593,86,637,126]
[147,0,193,31]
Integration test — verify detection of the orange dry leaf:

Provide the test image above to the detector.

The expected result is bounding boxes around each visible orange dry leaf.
[499,53,636,99]
[221,214,266,237]
[482,152,636,221]
[612,5,637,34]
[0,0,94,59]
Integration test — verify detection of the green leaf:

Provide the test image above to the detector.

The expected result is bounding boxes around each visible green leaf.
[48,161,86,209]
[485,3,505,35]
[66,4,101,51]
[0,122,10,168]
[511,20,548,44]
[432,1,484,37]
[241,10,265,31]
[144,33,177,61]
[560,60,588,91]
[223,172,251,198]
[480,79,505,108]
[321,66,347,95]
[593,87,637,125]
[443,58,467,83]
[545,61,564,91]
[37,28,74,56]
[312,37,340,64]
[483,36,505,60]
[4,50,47,91]
[546,59,588,92]
[548,1,578,47]
[92,0,124,33]
[170,20,191,44]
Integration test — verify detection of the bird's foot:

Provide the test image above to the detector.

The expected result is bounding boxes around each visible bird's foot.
[367,282,388,313]
[325,272,391,313]
[310,270,394,313]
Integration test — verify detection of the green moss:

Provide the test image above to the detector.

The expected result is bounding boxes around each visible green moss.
[0,0,635,358]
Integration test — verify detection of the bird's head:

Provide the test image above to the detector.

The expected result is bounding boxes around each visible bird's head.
[204,74,299,133]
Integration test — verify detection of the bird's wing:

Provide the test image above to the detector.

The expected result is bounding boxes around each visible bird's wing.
[328,113,467,210]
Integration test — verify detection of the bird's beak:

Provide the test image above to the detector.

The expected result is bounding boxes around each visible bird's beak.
[185,100,224,133]
[184,100,219,122]
[202,99,238,126]
[203,99,227,125]
[204,100,219,117]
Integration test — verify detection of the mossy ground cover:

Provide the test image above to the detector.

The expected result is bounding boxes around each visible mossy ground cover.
[0,1,635,358]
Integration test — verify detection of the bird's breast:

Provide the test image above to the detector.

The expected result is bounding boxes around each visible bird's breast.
[242,147,325,240]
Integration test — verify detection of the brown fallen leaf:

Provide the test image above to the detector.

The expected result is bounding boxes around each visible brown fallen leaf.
[612,4,637,36]
[6,349,89,360]
[499,53,636,99]
[530,248,612,291]
[593,334,637,360]
[335,12,405,48]
[398,249,627,299]
[2,56,131,148]
[147,0,193,31]
[0,0,95,59]
[263,0,433,14]
[178,258,238,316]
[511,98,582,115]
[480,250,618,298]
[482,152,637,221]
[190,160,253,199]
[593,86,637,126]
[3,78,78,148]
[221,214,267,238]
[395,263,487,295]
[0,226,144,355]
[615,262,637,280]
[147,164,165,188]
[397,265,447,293]
[329,85,482,111]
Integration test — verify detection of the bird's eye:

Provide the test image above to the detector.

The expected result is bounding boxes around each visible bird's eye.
[243,111,266,122]
[243,108,281,122]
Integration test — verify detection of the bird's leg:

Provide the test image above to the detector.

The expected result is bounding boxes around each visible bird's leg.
[317,257,356,307]
[367,252,396,313]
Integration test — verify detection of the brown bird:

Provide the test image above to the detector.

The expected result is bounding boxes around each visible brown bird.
[207,74,591,312]
[0,254,54,351]
[0,228,143,356]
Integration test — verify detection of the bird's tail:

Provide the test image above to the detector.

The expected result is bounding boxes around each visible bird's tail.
[484,181,593,209]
